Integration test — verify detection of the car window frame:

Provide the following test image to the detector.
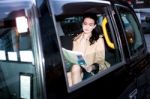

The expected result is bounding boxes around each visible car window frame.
[49,0,126,93]
[114,4,146,60]
[100,6,126,71]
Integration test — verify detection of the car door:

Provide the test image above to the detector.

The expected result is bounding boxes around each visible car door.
[114,3,150,99]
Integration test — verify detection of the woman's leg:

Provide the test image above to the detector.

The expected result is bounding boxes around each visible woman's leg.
[67,72,72,87]
[71,65,82,85]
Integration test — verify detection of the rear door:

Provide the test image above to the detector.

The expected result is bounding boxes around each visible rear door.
[44,0,128,98]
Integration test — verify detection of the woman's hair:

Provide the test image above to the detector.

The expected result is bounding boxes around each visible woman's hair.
[83,13,100,45]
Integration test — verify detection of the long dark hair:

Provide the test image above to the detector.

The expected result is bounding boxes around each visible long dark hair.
[83,13,100,45]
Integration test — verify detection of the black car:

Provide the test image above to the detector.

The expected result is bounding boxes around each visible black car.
[141,16,150,34]
[0,0,149,99]
[135,10,150,34]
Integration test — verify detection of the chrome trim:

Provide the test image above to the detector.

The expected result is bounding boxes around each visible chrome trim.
[52,0,110,4]
[129,89,138,99]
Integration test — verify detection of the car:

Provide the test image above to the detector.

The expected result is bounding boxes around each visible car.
[141,16,150,34]
[0,0,149,99]
[135,9,150,34]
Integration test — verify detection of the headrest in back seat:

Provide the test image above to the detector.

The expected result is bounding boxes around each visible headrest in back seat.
[60,35,75,50]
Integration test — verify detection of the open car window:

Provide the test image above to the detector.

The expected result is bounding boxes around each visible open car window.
[51,0,122,92]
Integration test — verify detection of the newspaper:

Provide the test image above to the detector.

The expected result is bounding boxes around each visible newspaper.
[62,47,87,69]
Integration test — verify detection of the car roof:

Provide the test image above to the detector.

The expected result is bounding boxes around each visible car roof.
[51,0,133,16]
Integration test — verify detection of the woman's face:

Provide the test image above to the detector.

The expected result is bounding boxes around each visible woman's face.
[82,17,96,34]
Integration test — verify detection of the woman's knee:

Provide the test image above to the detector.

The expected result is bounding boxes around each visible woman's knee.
[67,72,72,87]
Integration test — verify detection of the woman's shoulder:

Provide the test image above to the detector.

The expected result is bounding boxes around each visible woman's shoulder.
[73,33,83,41]
[95,35,104,45]
[97,35,104,41]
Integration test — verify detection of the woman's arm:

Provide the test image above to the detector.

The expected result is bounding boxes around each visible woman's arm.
[94,37,107,71]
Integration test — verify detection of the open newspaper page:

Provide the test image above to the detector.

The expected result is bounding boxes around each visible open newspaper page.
[62,48,87,70]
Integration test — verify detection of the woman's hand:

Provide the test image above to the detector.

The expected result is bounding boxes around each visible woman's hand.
[85,65,94,73]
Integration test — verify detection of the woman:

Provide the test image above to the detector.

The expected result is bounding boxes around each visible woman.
[67,13,109,87]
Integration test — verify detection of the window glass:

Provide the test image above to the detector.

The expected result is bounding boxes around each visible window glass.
[117,7,143,56]
[0,1,38,99]
[51,1,122,91]
[0,9,33,63]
